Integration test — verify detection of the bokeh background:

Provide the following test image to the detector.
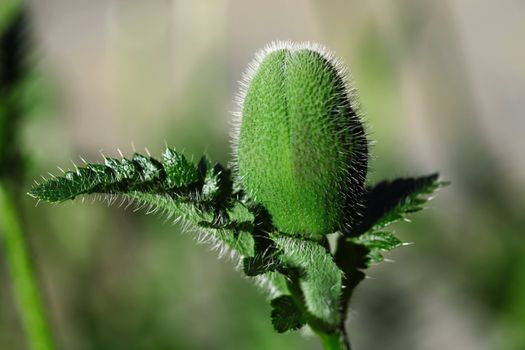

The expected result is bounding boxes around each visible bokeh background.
[1,0,524,349]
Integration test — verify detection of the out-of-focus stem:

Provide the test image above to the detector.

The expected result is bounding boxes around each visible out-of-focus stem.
[0,184,56,350]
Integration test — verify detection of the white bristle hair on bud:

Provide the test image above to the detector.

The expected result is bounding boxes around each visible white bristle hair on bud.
[229,40,370,235]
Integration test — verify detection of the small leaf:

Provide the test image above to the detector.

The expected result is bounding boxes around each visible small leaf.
[353,231,402,264]
[352,173,446,236]
[353,231,402,251]
[270,295,306,333]
[349,231,403,265]
[353,174,446,263]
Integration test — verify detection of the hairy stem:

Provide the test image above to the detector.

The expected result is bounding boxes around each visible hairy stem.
[0,184,56,350]
[284,264,351,350]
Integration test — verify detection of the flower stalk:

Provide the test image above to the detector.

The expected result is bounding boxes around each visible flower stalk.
[0,184,56,350]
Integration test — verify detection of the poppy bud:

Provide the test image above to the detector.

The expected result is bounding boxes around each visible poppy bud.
[233,42,368,236]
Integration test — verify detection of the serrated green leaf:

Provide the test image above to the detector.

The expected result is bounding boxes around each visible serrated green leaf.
[162,148,199,188]
[353,174,445,264]
[29,167,112,202]
[131,153,164,182]
[273,236,342,327]
[334,175,446,316]
[29,149,195,203]
[353,173,446,235]
[105,157,137,181]
[28,149,259,259]
[270,295,306,333]
[353,231,402,251]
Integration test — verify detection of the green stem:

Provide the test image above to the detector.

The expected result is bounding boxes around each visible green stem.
[284,266,352,350]
[0,184,56,350]
[316,327,351,350]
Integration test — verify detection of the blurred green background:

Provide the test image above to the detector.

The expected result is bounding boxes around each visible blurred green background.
[1,0,524,349]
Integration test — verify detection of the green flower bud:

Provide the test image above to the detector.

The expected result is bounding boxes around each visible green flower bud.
[233,42,368,237]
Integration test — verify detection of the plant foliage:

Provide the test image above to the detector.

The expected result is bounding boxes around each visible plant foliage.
[29,149,446,338]
[28,40,449,350]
